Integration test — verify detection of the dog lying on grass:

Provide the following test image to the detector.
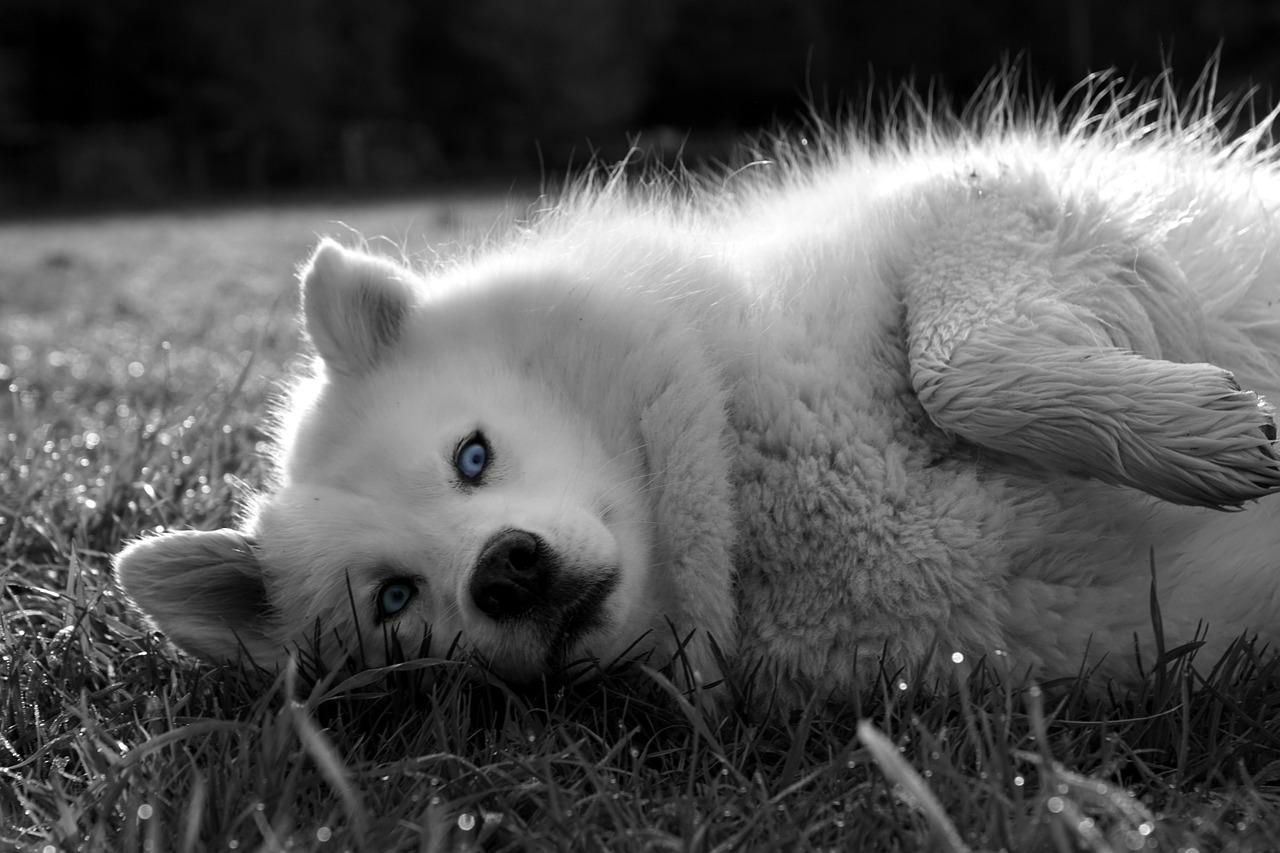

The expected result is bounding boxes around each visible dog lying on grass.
[117,75,1280,709]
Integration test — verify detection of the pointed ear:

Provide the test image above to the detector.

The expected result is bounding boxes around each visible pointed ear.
[114,529,282,667]
[299,239,417,377]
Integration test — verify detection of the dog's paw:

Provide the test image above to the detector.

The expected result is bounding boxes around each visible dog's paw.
[913,322,1280,508]
[1136,362,1280,507]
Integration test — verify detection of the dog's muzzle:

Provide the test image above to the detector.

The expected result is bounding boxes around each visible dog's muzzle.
[467,528,621,670]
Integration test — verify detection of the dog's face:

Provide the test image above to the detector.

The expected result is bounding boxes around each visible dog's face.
[115,238,737,692]
[253,347,657,681]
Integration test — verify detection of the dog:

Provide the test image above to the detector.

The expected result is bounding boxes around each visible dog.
[116,75,1280,709]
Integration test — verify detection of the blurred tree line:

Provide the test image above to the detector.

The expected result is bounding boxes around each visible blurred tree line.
[1,0,1277,208]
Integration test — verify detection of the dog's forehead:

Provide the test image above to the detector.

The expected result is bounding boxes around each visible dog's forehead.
[255,482,473,582]
[286,354,615,503]
[360,354,601,449]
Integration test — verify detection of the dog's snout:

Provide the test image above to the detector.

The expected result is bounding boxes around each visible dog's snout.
[470,529,548,620]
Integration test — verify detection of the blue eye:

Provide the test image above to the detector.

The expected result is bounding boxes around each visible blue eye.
[379,581,414,618]
[455,434,489,480]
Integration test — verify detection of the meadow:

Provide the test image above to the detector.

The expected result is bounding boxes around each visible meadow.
[2,195,1279,852]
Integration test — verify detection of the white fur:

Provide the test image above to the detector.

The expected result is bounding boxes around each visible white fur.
[117,74,1280,708]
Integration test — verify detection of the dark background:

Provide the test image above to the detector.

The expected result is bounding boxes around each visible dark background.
[2,0,1278,211]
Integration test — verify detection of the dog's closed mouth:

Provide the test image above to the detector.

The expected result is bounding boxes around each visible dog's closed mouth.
[471,570,621,683]
[544,569,621,666]
[463,539,618,679]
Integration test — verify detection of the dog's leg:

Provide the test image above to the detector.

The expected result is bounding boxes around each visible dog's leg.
[903,184,1280,508]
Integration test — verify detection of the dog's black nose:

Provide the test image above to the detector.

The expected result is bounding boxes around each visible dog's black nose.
[469,529,547,620]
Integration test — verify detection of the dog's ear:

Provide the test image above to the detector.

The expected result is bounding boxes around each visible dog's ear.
[115,529,283,667]
[300,239,417,377]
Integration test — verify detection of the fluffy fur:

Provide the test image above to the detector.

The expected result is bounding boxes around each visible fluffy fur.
[117,74,1280,709]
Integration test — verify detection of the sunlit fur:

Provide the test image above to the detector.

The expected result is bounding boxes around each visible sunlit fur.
[117,69,1280,709]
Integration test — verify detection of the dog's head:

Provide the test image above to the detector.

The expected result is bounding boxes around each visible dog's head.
[116,239,737,695]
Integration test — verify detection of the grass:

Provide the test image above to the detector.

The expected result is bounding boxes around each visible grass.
[3,196,1280,852]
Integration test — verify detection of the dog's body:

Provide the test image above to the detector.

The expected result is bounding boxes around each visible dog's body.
[118,80,1280,708]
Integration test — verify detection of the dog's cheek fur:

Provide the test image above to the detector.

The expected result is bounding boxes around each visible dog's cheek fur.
[114,529,285,668]
[637,373,737,690]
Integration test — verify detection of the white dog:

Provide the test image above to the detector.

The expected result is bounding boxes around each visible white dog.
[117,77,1280,708]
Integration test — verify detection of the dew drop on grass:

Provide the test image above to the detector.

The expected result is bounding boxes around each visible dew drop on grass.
[315,827,331,842]
[1046,797,1064,813]
[137,804,153,820]
[896,681,908,691]
[457,813,476,832]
